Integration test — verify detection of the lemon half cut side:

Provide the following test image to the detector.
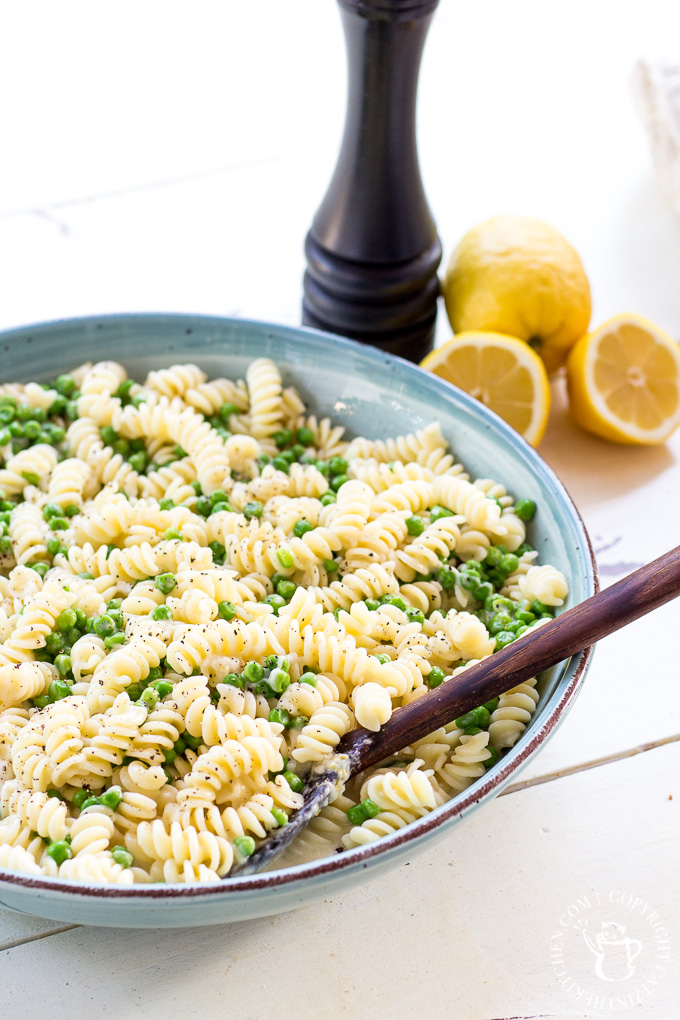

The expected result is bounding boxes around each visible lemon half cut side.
[421,331,551,447]
[566,314,680,445]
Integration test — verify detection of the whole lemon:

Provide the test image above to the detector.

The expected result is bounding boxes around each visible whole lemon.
[442,216,592,374]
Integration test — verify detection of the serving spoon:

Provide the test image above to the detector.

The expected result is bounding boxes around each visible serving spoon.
[231,545,680,876]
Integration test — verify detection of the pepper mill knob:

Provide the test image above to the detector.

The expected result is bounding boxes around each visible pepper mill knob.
[302,0,442,363]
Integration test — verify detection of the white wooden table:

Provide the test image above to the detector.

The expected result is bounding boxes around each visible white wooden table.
[1,3,679,1017]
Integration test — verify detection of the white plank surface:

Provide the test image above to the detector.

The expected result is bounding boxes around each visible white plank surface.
[2,742,678,1020]
[0,2,679,1016]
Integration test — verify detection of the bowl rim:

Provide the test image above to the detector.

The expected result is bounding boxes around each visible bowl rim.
[0,312,598,901]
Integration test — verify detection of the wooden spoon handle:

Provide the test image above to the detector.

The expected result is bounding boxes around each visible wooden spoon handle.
[339,545,680,774]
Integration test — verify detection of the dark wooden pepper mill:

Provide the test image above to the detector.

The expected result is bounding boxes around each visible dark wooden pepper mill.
[302,0,442,363]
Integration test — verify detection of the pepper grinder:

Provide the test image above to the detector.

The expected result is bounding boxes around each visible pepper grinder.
[302,0,442,363]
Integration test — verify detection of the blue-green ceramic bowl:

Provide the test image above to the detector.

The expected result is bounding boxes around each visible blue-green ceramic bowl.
[0,314,596,927]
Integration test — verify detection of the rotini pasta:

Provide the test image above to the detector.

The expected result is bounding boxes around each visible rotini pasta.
[0,356,565,884]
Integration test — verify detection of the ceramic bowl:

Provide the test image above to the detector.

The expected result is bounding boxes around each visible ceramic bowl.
[0,314,596,928]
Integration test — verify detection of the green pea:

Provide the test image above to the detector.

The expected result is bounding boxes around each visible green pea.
[268,707,291,727]
[499,553,519,575]
[0,406,14,424]
[275,578,296,600]
[183,733,202,751]
[55,608,76,633]
[234,835,256,858]
[48,678,72,702]
[61,504,79,519]
[55,374,76,396]
[100,426,117,447]
[346,804,368,826]
[154,572,176,595]
[318,560,337,577]
[485,594,514,614]
[208,541,226,564]
[361,798,381,819]
[15,404,36,422]
[380,594,408,612]
[515,610,536,625]
[436,566,458,591]
[268,667,290,694]
[45,631,66,654]
[0,427,10,445]
[93,614,115,636]
[31,562,50,578]
[46,840,72,865]
[215,402,237,424]
[473,582,494,603]
[473,706,491,728]
[99,785,123,810]
[283,770,304,793]
[271,455,289,473]
[151,605,173,621]
[427,666,446,689]
[148,680,172,700]
[318,492,335,508]
[216,600,236,621]
[104,633,126,649]
[372,652,391,665]
[299,671,318,686]
[208,489,229,507]
[164,528,182,541]
[288,715,309,730]
[71,790,89,809]
[21,471,41,486]
[293,518,314,538]
[330,473,349,492]
[23,420,41,440]
[271,808,288,827]
[405,607,425,625]
[429,504,454,522]
[276,546,294,569]
[483,746,501,770]
[128,451,148,473]
[494,630,516,650]
[109,845,133,868]
[291,425,313,448]
[278,448,297,466]
[54,654,72,676]
[138,688,158,711]
[328,457,348,476]
[273,428,293,449]
[515,542,534,556]
[196,496,212,517]
[488,612,513,635]
[484,546,504,568]
[483,697,499,713]
[514,498,536,521]
[530,599,553,616]
[242,661,265,684]
[405,515,425,537]
[8,421,24,438]
[223,672,245,689]
[0,535,11,556]
[47,395,66,417]
[262,593,285,616]
[243,501,263,520]
[32,695,50,709]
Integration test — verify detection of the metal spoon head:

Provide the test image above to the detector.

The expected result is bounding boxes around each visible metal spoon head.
[229,755,352,877]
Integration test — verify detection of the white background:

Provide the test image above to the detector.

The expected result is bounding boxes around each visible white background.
[1,3,680,1019]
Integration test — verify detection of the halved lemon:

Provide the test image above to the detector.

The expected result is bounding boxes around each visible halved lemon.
[421,331,551,447]
[566,314,680,444]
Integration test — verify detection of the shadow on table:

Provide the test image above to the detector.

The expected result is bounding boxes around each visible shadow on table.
[539,374,676,509]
